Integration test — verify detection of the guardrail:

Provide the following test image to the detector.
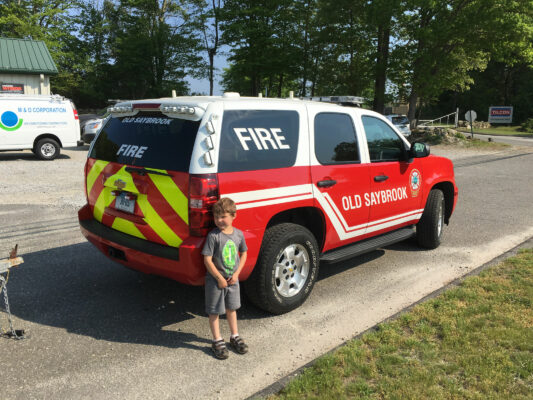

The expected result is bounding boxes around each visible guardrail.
[418,110,458,128]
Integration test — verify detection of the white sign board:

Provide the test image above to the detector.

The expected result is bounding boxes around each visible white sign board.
[465,110,477,122]
[488,106,513,124]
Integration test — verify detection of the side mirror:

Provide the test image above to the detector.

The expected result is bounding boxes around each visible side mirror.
[409,141,430,158]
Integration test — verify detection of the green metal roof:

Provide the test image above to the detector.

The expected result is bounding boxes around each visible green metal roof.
[0,38,58,75]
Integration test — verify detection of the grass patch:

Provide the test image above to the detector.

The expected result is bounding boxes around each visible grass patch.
[457,125,533,137]
[267,249,533,400]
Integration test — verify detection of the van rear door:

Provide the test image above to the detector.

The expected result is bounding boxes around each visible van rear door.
[86,111,200,248]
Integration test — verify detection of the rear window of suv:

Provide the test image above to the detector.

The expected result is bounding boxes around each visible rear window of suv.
[219,110,299,172]
[89,112,200,172]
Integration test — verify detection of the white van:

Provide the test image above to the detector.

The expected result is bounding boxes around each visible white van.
[0,94,82,160]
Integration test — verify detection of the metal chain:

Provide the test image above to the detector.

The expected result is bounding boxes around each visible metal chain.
[0,273,23,340]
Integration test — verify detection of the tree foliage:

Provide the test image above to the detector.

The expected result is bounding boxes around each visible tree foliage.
[0,0,530,121]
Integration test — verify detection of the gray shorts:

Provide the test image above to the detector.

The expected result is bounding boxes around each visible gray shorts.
[205,274,241,315]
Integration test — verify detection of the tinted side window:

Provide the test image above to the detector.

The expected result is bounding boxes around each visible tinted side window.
[314,113,359,164]
[89,112,199,171]
[362,116,404,162]
[219,110,299,172]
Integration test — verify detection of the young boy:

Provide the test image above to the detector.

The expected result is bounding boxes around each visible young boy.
[202,197,249,359]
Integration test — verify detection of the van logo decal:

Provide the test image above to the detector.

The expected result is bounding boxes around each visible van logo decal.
[0,111,23,131]
[114,179,126,189]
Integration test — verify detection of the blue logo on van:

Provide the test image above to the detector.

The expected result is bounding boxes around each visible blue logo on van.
[0,111,23,131]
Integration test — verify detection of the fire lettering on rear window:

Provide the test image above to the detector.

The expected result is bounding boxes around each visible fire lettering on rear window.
[233,127,290,151]
[117,144,148,158]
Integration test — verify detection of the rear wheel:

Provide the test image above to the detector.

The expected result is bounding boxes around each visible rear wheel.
[245,223,319,314]
[416,189,445,249]
[34,138,60,160]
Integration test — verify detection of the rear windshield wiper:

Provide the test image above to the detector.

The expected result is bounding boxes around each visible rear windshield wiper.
[125,166,172,177]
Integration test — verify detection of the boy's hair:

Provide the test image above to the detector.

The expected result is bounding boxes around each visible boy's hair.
[212,197,237,217]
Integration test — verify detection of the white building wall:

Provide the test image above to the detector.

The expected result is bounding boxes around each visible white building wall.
[0,73,51,95]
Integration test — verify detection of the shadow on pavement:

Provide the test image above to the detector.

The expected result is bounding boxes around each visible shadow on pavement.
[3,238,419,350]
[4,242,214,350]
[0,152,71,161]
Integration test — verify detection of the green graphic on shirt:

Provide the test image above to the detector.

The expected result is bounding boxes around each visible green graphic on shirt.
[223,240,237,275]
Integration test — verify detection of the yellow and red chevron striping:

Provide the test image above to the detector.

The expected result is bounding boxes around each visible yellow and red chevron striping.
[85,158,190,248]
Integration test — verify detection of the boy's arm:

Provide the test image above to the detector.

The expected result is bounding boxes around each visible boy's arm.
[204,255,228,289]
[228,251,247,285]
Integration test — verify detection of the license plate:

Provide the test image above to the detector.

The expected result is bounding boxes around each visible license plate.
[115,192,135,214]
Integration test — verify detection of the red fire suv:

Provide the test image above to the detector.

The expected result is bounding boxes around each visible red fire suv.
[79,93,458,314]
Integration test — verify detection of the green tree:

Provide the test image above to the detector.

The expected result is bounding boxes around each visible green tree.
[193,0,223,95]
[0,0,84,99]
[109,0,202,99]
[221,0,305,96]
[392,0,533,125]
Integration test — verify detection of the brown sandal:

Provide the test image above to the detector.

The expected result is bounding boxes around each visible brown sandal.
[230,335,248,354]
[212,339,229,359]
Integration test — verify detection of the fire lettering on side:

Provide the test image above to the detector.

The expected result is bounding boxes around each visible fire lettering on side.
[233,127,290,151]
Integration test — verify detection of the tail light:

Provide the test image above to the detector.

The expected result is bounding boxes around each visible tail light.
[71,101,79,120]
[189,174,219,236]
[84,159,89,201]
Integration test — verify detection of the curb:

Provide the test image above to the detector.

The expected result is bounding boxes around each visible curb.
[247,236,533,399]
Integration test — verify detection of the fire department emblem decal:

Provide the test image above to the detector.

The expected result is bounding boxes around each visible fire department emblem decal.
[114,179,126,189]
[409,169,421,197]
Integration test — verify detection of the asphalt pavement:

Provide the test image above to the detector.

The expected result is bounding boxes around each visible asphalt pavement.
[1,146,532,399]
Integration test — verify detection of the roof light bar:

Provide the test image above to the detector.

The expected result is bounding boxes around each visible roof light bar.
[160,105,196,115]
[108,105,133,113]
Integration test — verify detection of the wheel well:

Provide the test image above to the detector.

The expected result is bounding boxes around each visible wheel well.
[33,134,63,149]
[266,207,326,251]
[432,182,454,224]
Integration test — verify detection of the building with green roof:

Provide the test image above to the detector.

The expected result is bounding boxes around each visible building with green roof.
[0,38,58,95]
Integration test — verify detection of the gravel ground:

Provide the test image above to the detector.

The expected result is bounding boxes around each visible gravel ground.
[1,143,524,212]
[0,146,89,211]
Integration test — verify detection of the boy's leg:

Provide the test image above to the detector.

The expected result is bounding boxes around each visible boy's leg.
[227,309,248,354]
[209,314,222,340]
[226,309,238,336]
[209,314,229,359]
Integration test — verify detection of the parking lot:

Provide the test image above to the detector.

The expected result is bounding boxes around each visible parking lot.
[1,144,533,399]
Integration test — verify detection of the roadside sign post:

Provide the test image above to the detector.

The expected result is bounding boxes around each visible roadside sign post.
[465,110,477,139]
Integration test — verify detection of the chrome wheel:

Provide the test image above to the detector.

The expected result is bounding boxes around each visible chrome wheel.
[41,143,56,157]
[274,244,310,298]
[437,198,444,237]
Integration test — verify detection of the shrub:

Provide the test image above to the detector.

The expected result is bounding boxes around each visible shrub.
[519,118,533,133]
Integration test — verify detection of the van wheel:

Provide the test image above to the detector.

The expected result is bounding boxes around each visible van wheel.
[35,138,60,160]
[245,223,319,314]
[416,189,445,249]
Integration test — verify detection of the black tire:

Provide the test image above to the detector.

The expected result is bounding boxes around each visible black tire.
[34,138,60,160]
[244,223,319,314]
[416,189,445,249]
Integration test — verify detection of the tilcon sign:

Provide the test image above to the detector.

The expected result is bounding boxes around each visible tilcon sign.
[488,106,513,124]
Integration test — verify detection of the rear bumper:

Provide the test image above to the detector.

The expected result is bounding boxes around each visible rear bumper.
[78,204,206,285]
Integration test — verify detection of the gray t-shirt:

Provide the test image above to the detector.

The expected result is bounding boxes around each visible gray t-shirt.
[201,227,248,279]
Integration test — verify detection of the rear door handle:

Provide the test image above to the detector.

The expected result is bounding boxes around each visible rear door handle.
[374,175,389,182]
[317,179,337,188]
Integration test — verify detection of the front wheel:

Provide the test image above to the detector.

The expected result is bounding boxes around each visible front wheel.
[416,189,445,249]
[34,138,60,160]
[244,223,319,314]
